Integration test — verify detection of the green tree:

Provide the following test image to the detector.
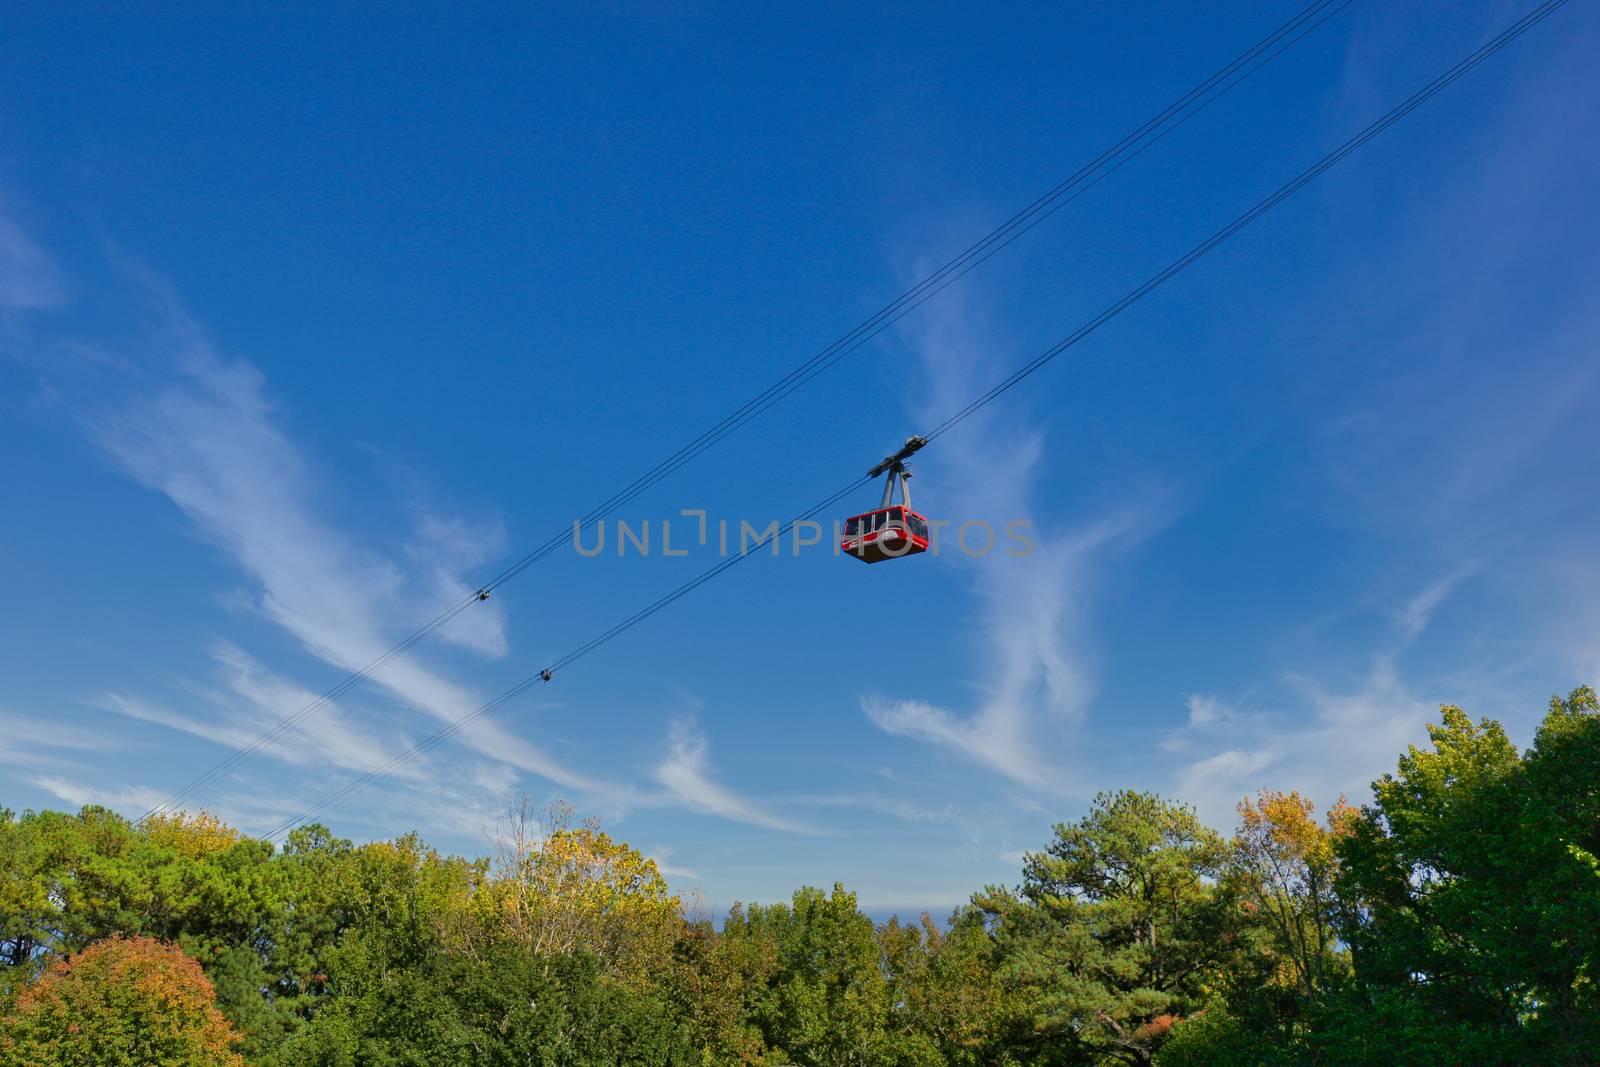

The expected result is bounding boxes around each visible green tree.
[1150,1003,1265,1067]
[726,884,898,1067]
[1518,685,1600,1048]
[0,808,56,996]
[0,805,358,1057]
[668,913,774,1065]
[879,909,1006,1066]
[978,791,1237,1066]
[0,806,137,969]
[1329,689,1600,1064]
[272,858,693,1067]
[0,934,244,1067]
[1331,704,1529,1063]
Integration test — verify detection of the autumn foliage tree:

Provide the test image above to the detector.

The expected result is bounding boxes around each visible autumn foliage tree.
[487,797,679,987]
[4,687,1600,1066]
[1230,789,1354,1000]
[140,811,246,859]
[0,935,244,1067]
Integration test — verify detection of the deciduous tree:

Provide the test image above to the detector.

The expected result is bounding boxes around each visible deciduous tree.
[1,935,244,1067]
[1330,690,1600,1063]
[1230,789,1353,1000]
[487,797,679,987]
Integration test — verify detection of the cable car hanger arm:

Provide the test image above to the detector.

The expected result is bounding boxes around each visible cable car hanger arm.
[868,435,927,478]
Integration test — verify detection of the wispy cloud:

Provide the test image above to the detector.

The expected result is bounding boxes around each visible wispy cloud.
[408,511,510,658]
[1168,575,1462,827]
[1309,29,1600,688]
[29,775,170,814]
[79,271,620,800]
[1157,692,1265,755]
[0,709,121,771]
[646,844,701,882]
[16,244,862,839]
[1394,566,1476,645]
[1148,33,1600,832]
[100,642,424,781]
[862,286,1168,787]
[865,696,1047,787]
[779,789,961,826]
[0,213,66,309]
[654,718,817,834]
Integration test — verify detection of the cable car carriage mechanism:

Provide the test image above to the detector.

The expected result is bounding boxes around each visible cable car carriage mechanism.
[841,435,932,564]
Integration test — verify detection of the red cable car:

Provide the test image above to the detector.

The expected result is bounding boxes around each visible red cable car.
[841,436,932,564]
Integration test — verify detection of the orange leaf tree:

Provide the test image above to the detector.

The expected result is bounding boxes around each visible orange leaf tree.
[1,934,244,1067]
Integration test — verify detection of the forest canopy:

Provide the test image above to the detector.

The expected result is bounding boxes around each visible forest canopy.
[3,688,1597,1066]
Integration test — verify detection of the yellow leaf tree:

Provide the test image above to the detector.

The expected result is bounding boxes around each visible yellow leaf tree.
[140,811,244,860]
[1230,789,1355,999]
[487,798,679,987]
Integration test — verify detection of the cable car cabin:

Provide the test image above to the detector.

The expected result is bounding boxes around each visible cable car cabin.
[841,505,930,564]
[844,435,933,564]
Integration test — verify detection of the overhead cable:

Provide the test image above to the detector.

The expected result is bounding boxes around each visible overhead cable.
[140,0,1348,823]
[258,0,1567,841]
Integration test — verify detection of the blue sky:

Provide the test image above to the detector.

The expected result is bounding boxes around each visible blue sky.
[2,1,1596,916]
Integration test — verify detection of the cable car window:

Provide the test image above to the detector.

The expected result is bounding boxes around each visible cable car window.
[845,517,861,536]
[909,514,928,539]
[874,511,888,530]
